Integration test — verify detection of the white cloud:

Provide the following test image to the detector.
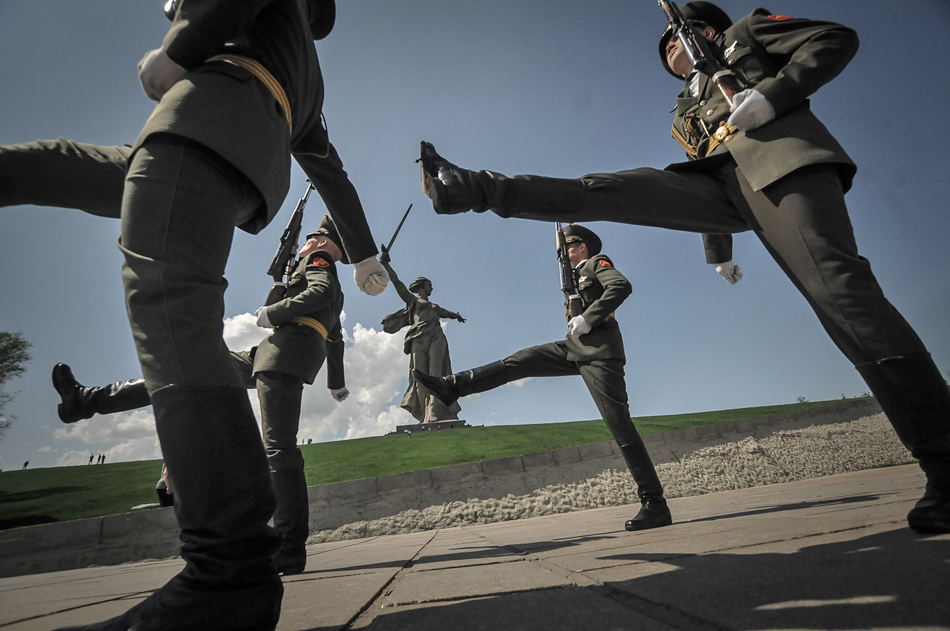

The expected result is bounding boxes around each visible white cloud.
[49,313,419,464]
[223,312,270,352]
[57,450,96,467]
[297,322,412,442]
[53,409,161,466]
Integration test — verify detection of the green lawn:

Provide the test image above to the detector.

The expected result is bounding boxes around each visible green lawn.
[0,398,857,529]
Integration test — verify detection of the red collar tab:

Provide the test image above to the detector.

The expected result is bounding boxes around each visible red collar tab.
[768,14,793,21]
[308,252,333,267]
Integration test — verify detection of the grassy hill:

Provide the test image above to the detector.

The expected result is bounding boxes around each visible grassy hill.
[0,399,854,529]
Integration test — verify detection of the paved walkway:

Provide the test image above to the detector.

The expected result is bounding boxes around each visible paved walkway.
[1,464,947,630]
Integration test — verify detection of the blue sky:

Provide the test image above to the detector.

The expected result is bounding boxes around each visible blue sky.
[1,0,949,470]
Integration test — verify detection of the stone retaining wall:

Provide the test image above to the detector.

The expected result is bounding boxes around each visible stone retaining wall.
[0,398,884,578]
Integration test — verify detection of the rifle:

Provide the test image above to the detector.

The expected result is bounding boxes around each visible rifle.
[555,223,582,323]
[658,0,743,106]
[264,181,314,306]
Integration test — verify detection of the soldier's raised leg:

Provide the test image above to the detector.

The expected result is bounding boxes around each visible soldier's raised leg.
[415,343,671,531]
[51,364,149,424]
[0,139,129,217]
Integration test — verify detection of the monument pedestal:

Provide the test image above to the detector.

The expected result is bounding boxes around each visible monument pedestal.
[392,420,472,434]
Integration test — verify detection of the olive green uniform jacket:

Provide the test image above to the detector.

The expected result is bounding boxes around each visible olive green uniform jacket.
[132,0,376,265]
[564,254,631,363]
[666,9,859,263]
[254,250,344,387]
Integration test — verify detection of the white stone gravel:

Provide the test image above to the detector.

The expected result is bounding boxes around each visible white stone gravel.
[309,413,914,543]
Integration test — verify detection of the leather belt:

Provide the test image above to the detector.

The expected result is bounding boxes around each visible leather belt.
[206,54,292,134]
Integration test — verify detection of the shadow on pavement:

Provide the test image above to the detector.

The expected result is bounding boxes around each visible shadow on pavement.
[350,528,949,630]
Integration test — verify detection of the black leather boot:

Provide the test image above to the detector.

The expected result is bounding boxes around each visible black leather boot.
[620,441,672,532]
[55,384,283,631]
[418,141,493,214]
[271,468,310,575]
[412,360,509,407]
[418,141,586,219]
[855,353,950,533]
[52,363,151,423]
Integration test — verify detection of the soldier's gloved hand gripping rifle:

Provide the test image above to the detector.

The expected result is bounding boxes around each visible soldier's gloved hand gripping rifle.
[264,180,314,306]
[658,0,744,106]
[556,223,582,323]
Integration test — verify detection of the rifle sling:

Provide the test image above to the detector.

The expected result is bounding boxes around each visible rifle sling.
[207,54,292,134]
[282,316,327,339]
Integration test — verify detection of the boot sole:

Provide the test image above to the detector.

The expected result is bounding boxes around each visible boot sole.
[418,141,453,214]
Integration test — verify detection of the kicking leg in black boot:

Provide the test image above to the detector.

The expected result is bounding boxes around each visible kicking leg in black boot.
[52,363,150,424]
[413,360,508,406]
[418,141,585,219]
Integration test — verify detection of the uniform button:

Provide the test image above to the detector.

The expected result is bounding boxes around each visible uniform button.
[719,120,727,127]
[725,135,734,141]
[699,100,707,106]
[706,109,715,116]
[729,59,736,65]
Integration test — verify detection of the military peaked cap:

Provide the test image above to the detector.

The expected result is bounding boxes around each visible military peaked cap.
[305,0,336,40]
[306,214,348,264]
[659,1,733,78]
[563,224,602,257]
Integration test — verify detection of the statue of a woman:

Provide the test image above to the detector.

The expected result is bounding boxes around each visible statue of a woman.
[380,251,464,423]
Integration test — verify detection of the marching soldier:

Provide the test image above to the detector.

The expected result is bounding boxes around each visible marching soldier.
[417,2,950,534]
[415,224,672,532]
[39,2,386,629]
[53,216,349,577]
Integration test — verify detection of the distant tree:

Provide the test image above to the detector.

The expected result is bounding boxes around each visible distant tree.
[796,396,808,404]
[0,331,34,439]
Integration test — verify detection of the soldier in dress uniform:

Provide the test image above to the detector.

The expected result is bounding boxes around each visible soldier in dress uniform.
[40,2,387,629]
[416,2,950,534]
[53,216,349,577]
[415,224,672,532]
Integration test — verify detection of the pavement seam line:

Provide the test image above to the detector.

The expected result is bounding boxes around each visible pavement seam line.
[0,592,149,628]
[594,582,731,631]
[340,528,439,629]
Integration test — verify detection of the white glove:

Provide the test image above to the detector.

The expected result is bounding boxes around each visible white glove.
[727,89,775,131]
[354,256,389,296]
[714,260,743,285]
[255,306,274,329]
[137,48,186,101]
[330,387,349,402]
[568,315,591,337]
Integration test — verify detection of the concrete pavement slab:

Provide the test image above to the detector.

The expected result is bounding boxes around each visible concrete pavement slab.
[377,558,575,607]
[351,586,679,631]
[586,523,949,630]
[0,559,182,628]
[1,464,947,631]
[278,571,400,631]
